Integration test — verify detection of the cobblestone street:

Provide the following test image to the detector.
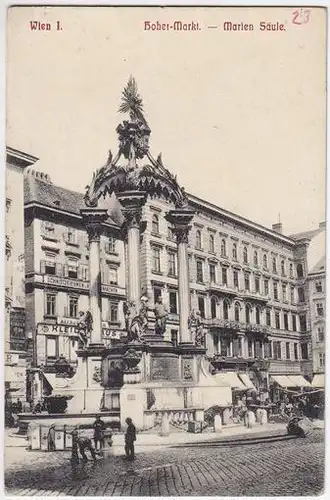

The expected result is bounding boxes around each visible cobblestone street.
[5,429,324,496]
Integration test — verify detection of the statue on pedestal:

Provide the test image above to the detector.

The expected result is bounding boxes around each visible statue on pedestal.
[78,311,93,348]
[124,296,149,343]
[154,297,168,336]
[188,309,204,347]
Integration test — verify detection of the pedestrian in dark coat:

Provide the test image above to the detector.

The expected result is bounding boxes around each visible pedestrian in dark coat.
[93,415,106,451]
[124,417,136,460]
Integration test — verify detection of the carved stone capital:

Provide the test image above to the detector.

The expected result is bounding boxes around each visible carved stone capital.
[81,209,108,243]
[173,226,191,245]
[165,209,195,246]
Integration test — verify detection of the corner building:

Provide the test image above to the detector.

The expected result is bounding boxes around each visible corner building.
[25,172,313,397]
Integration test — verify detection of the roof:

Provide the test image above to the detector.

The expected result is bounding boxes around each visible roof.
[24,174,122,226]
[310,256,326,274]
[290,227,323,241]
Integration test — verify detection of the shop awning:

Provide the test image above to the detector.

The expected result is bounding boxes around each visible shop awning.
[214,372,246,390]
[286,375,311,388]
[311,374,325,388]
[238,373,257,391]
[270,375,295,387]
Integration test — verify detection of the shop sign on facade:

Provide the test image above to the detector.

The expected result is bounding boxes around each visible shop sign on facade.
[44,275,89,290]
[37,322,122,340]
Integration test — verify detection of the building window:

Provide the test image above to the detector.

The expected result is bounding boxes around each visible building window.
[245,304,251,324]
[319,353,325,368]
[169,291,178,314]
[316,303,324,317]
[66,227,77,244]
[109,302,118,323]
[255,277,260,294]
[292,314,297,332]
[299,315,307,332]
[298,287,305,303]
[286,342,290,360]
[153,288,162,304]
[105,237,116,254]
[152,247,161,273]
[209,234,215,253]
[273,282,278,300]
[284,313,288,330]
[256,307,261,325]
[198,297,205,318]
[294,343,299,360]
[272,257,277,274]
[233,270,239,289]
[223,300,229,320]
[45,293,56,317]
[296,263,304,278]
[315,280,323,293]
[244,273,250,291]
[273,341,282,360]
[255,340,262,358]
[152,214,160,234]
[42,221,56,237]
[243,247,248,264]
[301,343,308,360]
[46,336,58,362]
[196,230,202,250]
[171,330,178,346]
[266,308,271,326]
[168,252,177,277]
[232,243,238,260]
[248,340,253,358]
[289,263,294,278]
[108,266,118,285]
[68,296,78,318]
[234,302,240,322]
[282,284,287,302]
[253,250,258,267]
[263,254,268,269]
[317,327,325,342]
[264,279,269,296]
[44,260,56,275]
[275,311,280,329]
[196,261,204,283]
[220,239,226,257]
[211,297,217,319]
[237,337,243,357]
[222,267,228,286]
[281,260,286,276]
[65,257,78,279]
[269,341,273,358]
[209,264,216,283]
[290,286,295,304]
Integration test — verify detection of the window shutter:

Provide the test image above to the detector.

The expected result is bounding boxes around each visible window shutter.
[63,264,69,277]
[56,263,62,277]
[40,260,46,274]
[77,265,83,280]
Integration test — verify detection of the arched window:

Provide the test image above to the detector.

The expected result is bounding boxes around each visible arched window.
[209,234,215,253]
[221,239,226,257]
[243,247,248,264]
[281,260,285,276]
[196,230,202,249]
[256,307,261,325]
[253,250,258,267]
[152,214,159,234]
[234,302,240,322]
[272,257,277,273]
[223,300,229,320]
[263,254,268,269]
[211,297,217,319]
[232,243,237,260]
[297,263,304,278]
[289,263,294,278]
[245,304,251,324]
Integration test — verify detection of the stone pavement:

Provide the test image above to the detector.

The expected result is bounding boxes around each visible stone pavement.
[4,427,324,496]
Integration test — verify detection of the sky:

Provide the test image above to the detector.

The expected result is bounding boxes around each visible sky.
[6,5,326,235]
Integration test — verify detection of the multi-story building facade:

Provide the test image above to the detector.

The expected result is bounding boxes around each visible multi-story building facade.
[24,170,127,386]
[24,168,316,397]
[5,147,38,403]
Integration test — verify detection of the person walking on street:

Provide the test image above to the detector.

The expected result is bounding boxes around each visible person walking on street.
[93,415,106,451]
[124,417,136,460]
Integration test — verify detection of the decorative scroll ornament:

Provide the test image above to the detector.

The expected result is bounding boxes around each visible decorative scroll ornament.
[173,226,190,244]
[92,365,102,383]
[84,77,189,209]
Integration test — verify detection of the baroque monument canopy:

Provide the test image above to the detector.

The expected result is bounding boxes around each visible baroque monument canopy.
[84,77,188,208]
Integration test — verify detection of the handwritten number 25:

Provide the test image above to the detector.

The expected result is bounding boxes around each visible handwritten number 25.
[292,9,311,25]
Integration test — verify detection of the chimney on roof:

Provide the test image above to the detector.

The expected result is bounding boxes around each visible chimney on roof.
[272,223,283,234]
[319,221,326,229]
[26,169,52,184]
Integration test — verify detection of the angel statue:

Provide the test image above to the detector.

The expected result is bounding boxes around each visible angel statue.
[77,310,93,348]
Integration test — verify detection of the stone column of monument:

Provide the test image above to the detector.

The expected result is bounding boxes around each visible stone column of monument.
[81,208,108,346]
[166,209,195,344]
[116,191,147,309]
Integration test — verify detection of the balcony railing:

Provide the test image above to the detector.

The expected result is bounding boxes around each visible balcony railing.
[204,318,270,335]
[205,281,237,296]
